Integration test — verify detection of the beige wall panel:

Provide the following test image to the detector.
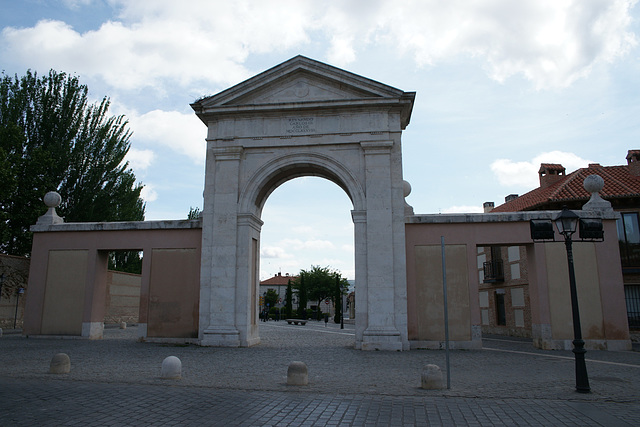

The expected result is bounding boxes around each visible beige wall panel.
[546,243,604,340]
[147,248,200,338]
[414,245,470,341]
[41,250,87,335]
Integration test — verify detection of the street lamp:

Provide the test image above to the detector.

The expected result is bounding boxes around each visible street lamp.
[554,207,590,394]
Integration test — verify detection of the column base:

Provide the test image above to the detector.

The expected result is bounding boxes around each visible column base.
[200,326,241,347]
[359,328,407,351]
[81,322,103,339]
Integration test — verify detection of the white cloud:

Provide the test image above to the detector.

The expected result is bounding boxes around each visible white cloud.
[442,205,484,214]
[1,0,635,92]
[126,109,206,164]
[370,0,638,88]
[282,238,335,251]
[341,244,354,252]
[140,183,158,202]
[490,151,593,189]
[124,148,154,171]
[261,246,292,259]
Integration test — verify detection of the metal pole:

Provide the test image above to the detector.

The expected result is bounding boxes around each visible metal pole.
[564,235,590,393]
[13,289,21,329]
[441,236,451,389]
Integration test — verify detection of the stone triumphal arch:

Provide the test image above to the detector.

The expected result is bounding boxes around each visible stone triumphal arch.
[192,56,415,350]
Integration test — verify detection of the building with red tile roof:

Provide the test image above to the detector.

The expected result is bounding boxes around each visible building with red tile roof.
[484,150,640,335]
[492,151,640,212]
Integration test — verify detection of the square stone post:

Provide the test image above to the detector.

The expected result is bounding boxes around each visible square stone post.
[359,140,408,350]
[527,242,554,349]
[81,249,108,339]
[200,146,243,346]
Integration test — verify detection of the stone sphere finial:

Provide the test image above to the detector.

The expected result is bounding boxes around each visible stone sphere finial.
[403,180,412,198]
[43,191,62,208]
[583,175,604,194]
[403,180,414,216]
[36,191,64,225]
[582,174,612,212]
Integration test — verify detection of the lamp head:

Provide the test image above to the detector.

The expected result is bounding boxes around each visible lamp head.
[555,207,579,237]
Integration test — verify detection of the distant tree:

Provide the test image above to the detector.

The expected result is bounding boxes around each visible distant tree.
[285,280,293,319]
[293,265,348,319]
[334,274,342,324]
[265,288,279,309]
[187,206,201,219]
[294,273,308,319]
[0,69,145,271]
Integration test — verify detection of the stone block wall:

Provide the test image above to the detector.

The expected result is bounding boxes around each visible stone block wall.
[104,270,142,324]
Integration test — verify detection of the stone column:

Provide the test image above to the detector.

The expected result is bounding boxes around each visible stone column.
[351,210,368,348]
[359,140,406,350]
[235,213,263,347]
[200,146,243,346]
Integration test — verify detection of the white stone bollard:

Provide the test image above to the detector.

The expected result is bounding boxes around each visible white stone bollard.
[120,321,127,330]
[161,356,182,380]
[287,361,308,386]
[421,364,444,390]
[50,353,71,374]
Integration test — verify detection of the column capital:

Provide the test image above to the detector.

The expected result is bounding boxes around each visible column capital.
[211,146,243,161]
[238,213,264,232]
[351,210,367,223]
[360,140,393,154]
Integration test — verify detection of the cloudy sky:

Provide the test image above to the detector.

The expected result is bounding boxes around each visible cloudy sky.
[2,0,639,279]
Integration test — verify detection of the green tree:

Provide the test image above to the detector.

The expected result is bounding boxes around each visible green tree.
[284,280,293,319]
[0,70,145,271]
[295,273,308,318]
[265,288,279,309]
[187,206,201,219]
[293,265,348,319]
[334,274,343,324]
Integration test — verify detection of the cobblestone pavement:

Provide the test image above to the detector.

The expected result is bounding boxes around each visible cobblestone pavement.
[0,322,639,426]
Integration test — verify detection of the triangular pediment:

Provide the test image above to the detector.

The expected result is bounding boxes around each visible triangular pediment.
[231,69,381,105]
[192,56,415,128]
[194,55,407,108]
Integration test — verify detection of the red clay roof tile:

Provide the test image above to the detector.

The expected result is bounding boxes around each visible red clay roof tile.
[492,163,640,212]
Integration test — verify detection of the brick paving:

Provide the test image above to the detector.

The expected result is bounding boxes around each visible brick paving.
[0,322,639,426]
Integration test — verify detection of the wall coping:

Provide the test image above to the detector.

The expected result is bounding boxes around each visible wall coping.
[406,210,619,224]
[31,219,202,233]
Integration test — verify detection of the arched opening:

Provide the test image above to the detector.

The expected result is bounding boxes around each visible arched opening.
[257,176,356,346]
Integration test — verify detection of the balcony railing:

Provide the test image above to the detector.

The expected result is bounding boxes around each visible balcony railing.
[483,260,504,283]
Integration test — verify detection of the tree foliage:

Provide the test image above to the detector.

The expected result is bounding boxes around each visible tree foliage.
[292,265,349,317]
[296,273,308,318]
[264,288,279,308]
[0,70,145,268]
[187,206,201,220]
[284,280,293,319]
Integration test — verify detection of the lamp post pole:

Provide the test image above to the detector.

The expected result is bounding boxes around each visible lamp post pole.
[554,207,591,394]
[14,287,24,329]
[562,232,590,393]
